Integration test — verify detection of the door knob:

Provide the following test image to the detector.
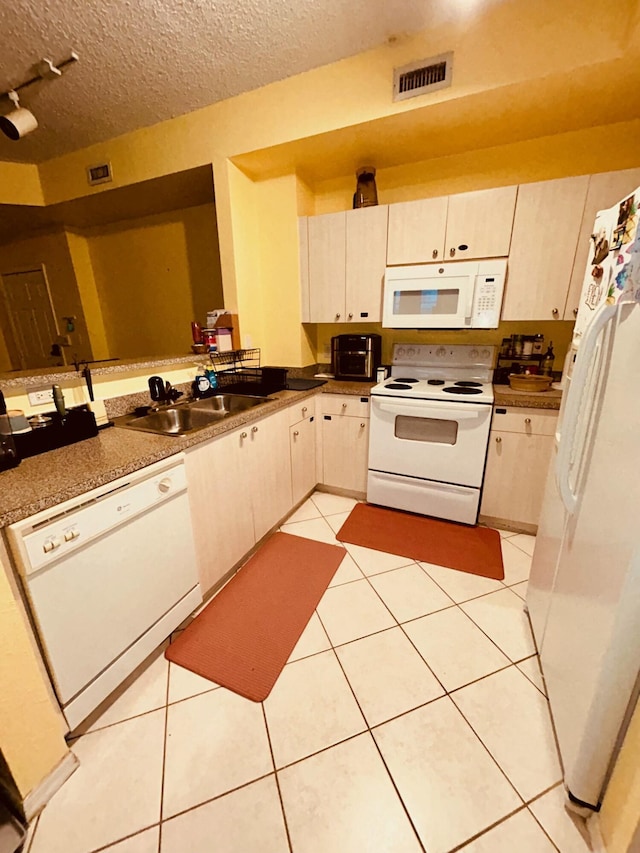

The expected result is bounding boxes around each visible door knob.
[495,436,502,443]
[524,418,531,424]
[342,403,347,409]
[552,308,559,316]
[432,249,438,259]
[293,430,299,437]
[348,313,353,319]
[360,422,366,428]
[449,247,456,257]
[573,307,578,317]
[251,426,258,433]
[335,313,341,320]
[302,406,307,414]
[240,431,247,439]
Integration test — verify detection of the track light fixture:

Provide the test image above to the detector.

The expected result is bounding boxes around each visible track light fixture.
[0,51,78,141]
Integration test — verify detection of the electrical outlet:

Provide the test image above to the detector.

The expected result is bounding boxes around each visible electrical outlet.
[28,388,54,406]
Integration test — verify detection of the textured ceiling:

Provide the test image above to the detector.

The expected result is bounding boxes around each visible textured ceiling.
[0,0,455,164]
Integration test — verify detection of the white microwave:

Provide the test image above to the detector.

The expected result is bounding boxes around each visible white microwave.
[382,259,507,329]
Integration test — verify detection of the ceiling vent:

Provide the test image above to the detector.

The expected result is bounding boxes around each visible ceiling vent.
[86,162,113,186]
[393,52,453,102]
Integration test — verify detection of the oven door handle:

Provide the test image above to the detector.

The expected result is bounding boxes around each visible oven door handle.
[375,400,482,420]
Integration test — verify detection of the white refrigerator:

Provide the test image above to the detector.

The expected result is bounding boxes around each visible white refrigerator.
[527,187,640,810]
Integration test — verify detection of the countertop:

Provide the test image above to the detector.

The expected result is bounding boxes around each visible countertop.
[493,384,562,410]
[0,380,374,528]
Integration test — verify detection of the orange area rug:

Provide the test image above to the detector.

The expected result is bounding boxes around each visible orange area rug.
[166,532,346,701]
[337,503,504,580]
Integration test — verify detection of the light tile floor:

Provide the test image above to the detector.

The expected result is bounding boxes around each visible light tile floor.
[27,492,594,853]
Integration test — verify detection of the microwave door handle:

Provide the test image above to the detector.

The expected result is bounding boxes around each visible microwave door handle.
[465,278,477,319]
[555,301,617,514]
[376,400,481,420]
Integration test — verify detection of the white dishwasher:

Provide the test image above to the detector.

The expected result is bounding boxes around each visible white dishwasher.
[7,454,202,731]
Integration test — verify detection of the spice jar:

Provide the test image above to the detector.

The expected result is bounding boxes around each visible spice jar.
[522,336,534,357]
[512,334,524,358]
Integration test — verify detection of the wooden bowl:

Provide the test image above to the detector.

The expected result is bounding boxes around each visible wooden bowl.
[509,374,552,392]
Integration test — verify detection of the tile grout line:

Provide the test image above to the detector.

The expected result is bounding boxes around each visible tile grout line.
[445,803,535,853]
[260,703,294,853]
[88,823,161,853]
[157,652,172,852]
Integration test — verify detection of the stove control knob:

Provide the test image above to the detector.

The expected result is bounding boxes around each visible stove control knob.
[436,347,447,358]
[407,347,416,358]
[481,348,491,359]
[470,348,479,359]
[64,529,79,542]
[396,347,406,359]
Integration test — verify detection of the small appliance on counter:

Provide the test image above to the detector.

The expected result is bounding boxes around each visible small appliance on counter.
[331,334,382,381]
[0,390,20,471]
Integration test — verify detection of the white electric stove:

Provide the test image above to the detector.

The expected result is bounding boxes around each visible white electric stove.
[368,344,495,525]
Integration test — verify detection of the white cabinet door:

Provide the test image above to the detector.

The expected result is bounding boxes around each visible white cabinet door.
[386,196,448,264]
[345,205,388,322]
[185,428,255,593]
[308,211,346,322]
[290,415,317,505]
[445,185,517,260]
[248,407,293,541]
[321,415,369,493]
[503,175,589,321]
[563,167,640,320]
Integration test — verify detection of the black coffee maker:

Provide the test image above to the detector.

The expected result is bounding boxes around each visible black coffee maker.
[0,390,20,471]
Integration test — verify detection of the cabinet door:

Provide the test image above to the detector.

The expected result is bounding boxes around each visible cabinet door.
[563,168,640,320]
[308,211,346,322]
[299,217,310,323]
[321,415,369,493]
[185,429,255,593]
[503,175,589,321]
[290,415,317,505]
[345,205,388,322]
[386,196,448,264]
[249,408,293,541]
[445,185,517,260]
[481,430,554,527]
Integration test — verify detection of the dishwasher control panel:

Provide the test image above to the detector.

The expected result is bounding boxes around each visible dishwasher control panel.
[11,459,188,575]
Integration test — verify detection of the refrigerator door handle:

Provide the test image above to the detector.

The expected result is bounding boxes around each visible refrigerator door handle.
[556,301,617,515]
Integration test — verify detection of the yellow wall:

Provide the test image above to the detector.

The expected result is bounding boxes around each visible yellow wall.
[0,542,67,798]
[65,231,110,360]
[0,162,43,207]
[600,700,640,853]
[83,204,223,360]
[0,231,93,367]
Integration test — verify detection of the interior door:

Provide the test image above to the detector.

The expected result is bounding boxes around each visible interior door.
[0,269,62,369]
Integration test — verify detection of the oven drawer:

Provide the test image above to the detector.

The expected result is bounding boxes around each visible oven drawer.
[491,407,558,435]
[321,394,370,419]
[367,470,480,525]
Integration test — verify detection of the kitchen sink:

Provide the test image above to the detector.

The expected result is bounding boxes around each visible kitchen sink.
[115,394,268,436]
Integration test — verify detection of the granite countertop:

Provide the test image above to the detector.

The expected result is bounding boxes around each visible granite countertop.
[0,381,373,528]
[493,384,562,410]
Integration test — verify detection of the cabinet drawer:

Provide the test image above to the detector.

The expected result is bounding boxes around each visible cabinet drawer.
[288,397,316,427]
[321,394,370,419]
[491,407,558,435]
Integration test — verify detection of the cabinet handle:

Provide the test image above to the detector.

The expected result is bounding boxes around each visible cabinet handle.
[360,422,366,428]
[251,426,258,433]
[335,313,341,320]
[293,430,299,437]
[302,406,307,414]
[432,249,438,259]
[348,313,353,320]
[552,308,559,316]
[573,307,578,317]
[342,403,347,409]
[495,436,502,443]
[449,247,456,257]
[525,418,531,424]
[240,431,247,439]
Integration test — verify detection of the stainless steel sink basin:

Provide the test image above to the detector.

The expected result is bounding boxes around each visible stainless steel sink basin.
[116,394,268,436]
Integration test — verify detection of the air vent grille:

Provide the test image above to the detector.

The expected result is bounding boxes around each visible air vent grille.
[86,162,113,186]
[393,52,453,102]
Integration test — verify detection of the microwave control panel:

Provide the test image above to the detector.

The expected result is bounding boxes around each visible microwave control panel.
[471,273,505,328]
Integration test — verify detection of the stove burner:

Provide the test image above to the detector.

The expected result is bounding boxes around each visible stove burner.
[427,379,445,386]
[454,381,483,387]
[386,383,413,390]
[395,377,419,383]
[443,386,483,395]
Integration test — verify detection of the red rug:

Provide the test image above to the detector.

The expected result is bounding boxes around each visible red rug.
[165,532,346,701]
[336,503,504,580]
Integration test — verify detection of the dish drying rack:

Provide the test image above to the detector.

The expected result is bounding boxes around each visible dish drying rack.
[208,348,263,393]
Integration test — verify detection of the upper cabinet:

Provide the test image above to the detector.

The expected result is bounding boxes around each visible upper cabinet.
[563,167,640,320]
[502,175,589,321]
[445,186,517,260]
[386,186,516,265]
[306,206,388,323]
[387,196,448,264]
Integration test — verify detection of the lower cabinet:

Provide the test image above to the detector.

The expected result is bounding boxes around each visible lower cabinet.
[320,394,370,493]
[290,412,317,506]
[480,407,558,530]
[185,407,293,593]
